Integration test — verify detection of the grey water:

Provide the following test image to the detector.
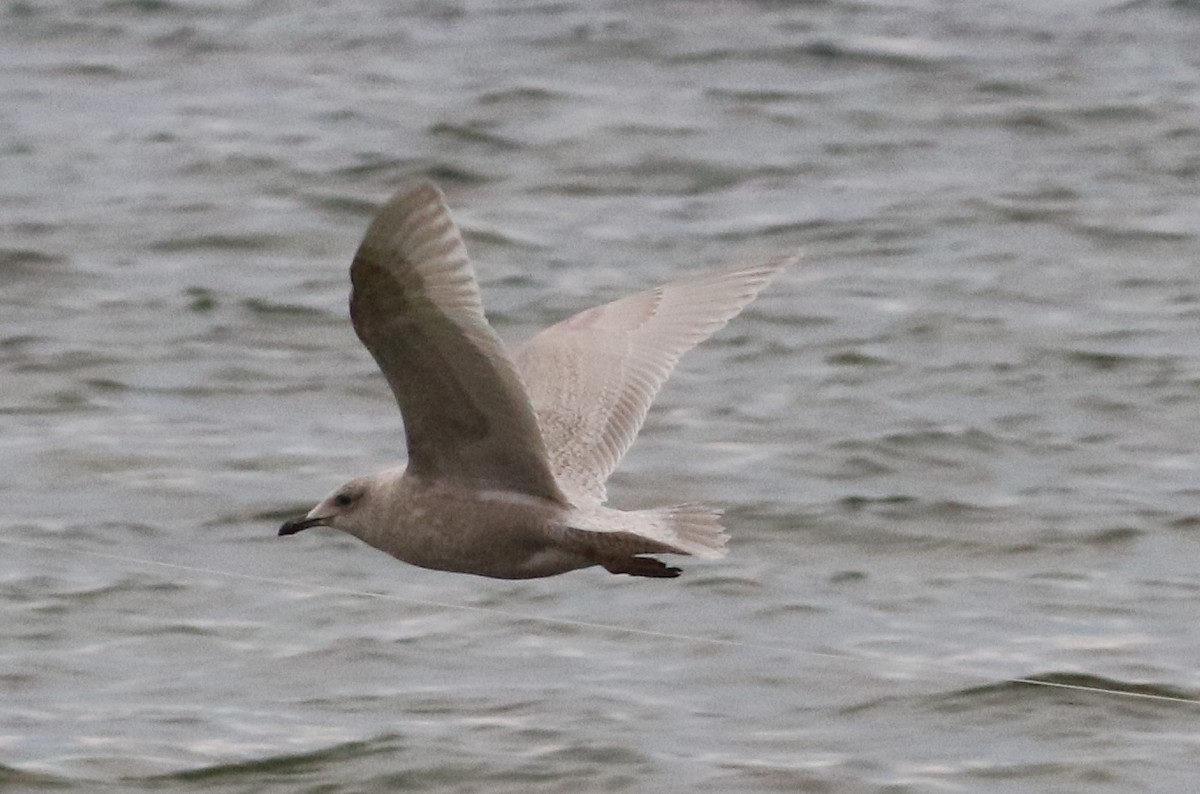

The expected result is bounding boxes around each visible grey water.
[3,0,1200,791]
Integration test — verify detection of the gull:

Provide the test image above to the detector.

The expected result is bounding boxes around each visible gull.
[279,181,792,578]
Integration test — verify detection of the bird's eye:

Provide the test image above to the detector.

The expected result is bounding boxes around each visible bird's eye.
[334,492,354,507]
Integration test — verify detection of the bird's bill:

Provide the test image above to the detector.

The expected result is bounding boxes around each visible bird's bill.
[278,515,329,536]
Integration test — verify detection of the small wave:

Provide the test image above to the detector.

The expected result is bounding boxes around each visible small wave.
[834,426,1001,460]
[462,224,549,251]
[1072,218,1194,243]
[713,217,835,242]
[1057,349,1178,372]
[1084,526,1143,545]
[423,163,493,185]
[836,495,1004,523]
[563,163,740,196]
[146,735,399,783]
[12,348,123,374]
[837,494,916,511]
[300,193,380,217]
[42,573,189,605]
[547,159,793,197]
[107,0,178,12]
[324,161,491,186]
[825,350,889,367]
[240,298,325,317]
[330,157,416,179]
[0,762,66,788]
[932,672,1198,708]
[971,189,1079,223]
[183,286,217,312]
[478,86,566,106]
[705,87,825,103]
[799,36,958,68]
[672,36,957,69]
[51,62,130,79]
[974,79,1041,96]
[429,122,523,151]
[149,233,284,253]
[0,248,68,275]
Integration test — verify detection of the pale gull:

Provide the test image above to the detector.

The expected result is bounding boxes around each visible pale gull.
[279,181,794,579]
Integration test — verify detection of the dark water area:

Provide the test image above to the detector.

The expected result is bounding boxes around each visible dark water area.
[3,0,1200,791]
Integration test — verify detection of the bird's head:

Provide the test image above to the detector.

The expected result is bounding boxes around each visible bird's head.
[278,475,376,538]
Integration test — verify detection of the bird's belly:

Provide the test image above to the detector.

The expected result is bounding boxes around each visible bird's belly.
[366,486,591,579]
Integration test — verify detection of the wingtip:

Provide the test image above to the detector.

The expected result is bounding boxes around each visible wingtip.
[357,179,459,257]
[727,250,799,280]
[757,249,802,280]
[779,248,803,270]
[714,251,796,303]
[383,179,447,215]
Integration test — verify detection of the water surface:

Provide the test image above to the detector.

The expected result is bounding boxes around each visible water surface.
[3,0,1200,791]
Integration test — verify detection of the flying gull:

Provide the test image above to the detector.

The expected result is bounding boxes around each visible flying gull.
[279,181,793,578]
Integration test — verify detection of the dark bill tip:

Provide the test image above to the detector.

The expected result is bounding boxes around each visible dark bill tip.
[278,516,324,536]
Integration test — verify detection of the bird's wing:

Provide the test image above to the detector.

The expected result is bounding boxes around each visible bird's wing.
[349,181,563,501]
[514,255,794,504]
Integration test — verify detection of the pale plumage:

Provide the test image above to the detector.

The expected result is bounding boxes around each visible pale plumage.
[514,260,792,505]
[279,181,793,579]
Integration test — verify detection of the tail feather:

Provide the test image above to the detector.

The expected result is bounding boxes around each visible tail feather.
[566,503,728,560]
[643,503,728,559]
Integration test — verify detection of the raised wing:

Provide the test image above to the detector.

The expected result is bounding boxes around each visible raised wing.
[349,182,563,502]
[514,255,794,505]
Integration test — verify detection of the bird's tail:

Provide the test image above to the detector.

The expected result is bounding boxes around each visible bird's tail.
[567,503,729,560]
[639,503,729,559]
